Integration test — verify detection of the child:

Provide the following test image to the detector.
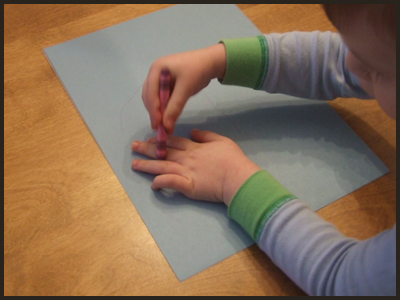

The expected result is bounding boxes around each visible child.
[132,4,396,296]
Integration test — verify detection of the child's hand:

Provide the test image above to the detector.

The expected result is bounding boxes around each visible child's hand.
[132,129,260,206]
[142,44,227,135]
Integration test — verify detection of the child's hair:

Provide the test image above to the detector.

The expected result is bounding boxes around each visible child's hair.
[322,4,396,43]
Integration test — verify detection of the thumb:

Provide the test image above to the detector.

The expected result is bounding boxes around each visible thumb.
[163,82,191,135]
[191,129,224,143]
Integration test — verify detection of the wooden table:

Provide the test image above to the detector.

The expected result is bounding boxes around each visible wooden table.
[4,4,396,296]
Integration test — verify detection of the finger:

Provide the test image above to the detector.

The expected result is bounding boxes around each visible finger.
[132,140,182,160]
[191,129,225,143]
[163,82,191,134]
[132,159,184,176]
[146,135,193,151]
[152,174,193,197]
[132,140,158,160]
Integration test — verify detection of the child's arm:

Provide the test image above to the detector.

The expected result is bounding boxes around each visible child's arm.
[230,183,396,296]
[220,31,371,100]
[133,129,396,296]
[142,31,370,137]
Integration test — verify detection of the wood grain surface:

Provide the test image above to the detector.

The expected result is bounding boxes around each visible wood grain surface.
[4,4,396,296]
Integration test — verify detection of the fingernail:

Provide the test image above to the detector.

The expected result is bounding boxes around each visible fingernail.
[132,141,139,150]
[132,159,139,168]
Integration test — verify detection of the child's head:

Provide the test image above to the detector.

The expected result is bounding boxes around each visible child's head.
[323,4,396,120]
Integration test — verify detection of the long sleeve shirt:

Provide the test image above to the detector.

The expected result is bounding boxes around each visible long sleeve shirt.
[220,31,396,296]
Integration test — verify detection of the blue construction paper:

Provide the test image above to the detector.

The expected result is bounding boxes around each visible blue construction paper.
[44,4,388,280]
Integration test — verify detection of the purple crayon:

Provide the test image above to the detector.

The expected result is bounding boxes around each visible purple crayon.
[156,69,171,160]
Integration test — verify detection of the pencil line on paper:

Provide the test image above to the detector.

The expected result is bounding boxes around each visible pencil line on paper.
[120,84,143,132]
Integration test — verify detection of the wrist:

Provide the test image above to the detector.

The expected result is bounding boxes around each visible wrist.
[206,43,227,81]
[222,159,261,207]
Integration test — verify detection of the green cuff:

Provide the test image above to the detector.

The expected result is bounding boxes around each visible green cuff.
[219,35,269,89]
[228,170,296,242]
